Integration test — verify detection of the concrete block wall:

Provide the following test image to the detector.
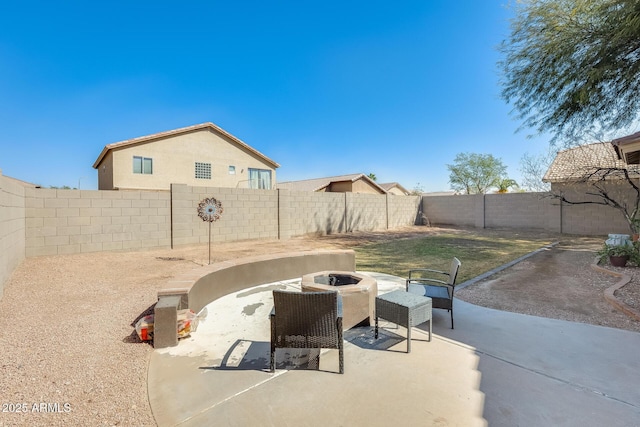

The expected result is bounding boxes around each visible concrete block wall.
[280,191,423,236]
[7,175,640,305]
[484,193,549,229]
[423,195,475,227]
[0,172,26,299]
[387,195,422,228]
[474,195,486,228]
[19,184,424,260]
[561,202,630,235]
[557,184,633,235]
[423,188,636,235]
[283,190,346,236]
[18,182,639,261]
[346,193,387,232]
[24,188,171,256]
[170,184,279,247]
[277,189,293,240]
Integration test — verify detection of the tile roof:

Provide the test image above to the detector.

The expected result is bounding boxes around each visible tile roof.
[378,182,409,195]
[543,142,640,183]
[277,173,387,193]
[92,122,280,169]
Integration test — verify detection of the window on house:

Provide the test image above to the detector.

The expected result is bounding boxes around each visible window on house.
[133,156,153,174]
[228,165,236,175]
[195,162,212,179]
[248,168,272,189]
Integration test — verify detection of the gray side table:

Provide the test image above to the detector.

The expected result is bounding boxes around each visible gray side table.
[375,290,432,353]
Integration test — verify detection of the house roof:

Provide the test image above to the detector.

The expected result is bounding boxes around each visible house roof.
[277,173,388,193]
[92,122,280,169]
[543,142,640,183]
[611,131,640,164]
[0,172,39,188]
[378,182,409,195]
[423,191,458,196]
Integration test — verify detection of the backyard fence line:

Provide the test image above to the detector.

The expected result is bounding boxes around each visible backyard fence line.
[17,183,422,258]
[1,170,635,301]
[423,190,633,236]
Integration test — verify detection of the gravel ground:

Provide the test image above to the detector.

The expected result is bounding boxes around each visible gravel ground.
[616,273,640,310]
[456,241,640,333]
[1,227,639,426]
[0,236,354,427]
[600,262,640,317]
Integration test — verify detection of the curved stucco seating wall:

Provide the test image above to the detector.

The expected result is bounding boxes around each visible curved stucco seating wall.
[155,250,356,348]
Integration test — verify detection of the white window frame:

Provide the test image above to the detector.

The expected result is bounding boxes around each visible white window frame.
[133,156,153,174]
[248,168,272,189]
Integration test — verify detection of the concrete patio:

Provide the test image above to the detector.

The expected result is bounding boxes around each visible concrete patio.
[148,272,640,427]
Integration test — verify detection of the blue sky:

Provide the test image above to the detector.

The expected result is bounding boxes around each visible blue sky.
[0,1,551,191]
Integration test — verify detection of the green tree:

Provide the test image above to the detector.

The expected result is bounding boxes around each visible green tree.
[367,173,377,181]
[499,0,640,144]
[447,153,509,194]
[496,178,519,193]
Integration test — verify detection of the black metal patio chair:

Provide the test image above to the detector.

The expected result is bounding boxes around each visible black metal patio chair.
[406,257,461,329]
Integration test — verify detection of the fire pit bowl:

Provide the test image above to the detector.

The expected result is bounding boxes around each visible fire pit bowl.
[301,271,378,330]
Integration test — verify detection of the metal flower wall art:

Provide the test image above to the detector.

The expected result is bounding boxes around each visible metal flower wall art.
[197,197,223,222]
[197,197,223,264]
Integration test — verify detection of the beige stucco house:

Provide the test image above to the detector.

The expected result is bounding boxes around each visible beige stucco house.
[379,182,409,195]
[277,173,387,194]
[0,171,39,188]
[93,122,279,191]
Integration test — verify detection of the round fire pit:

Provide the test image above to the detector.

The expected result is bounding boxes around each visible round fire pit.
[300,271,378,330]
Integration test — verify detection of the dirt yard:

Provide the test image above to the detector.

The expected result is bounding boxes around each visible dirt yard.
[455,238,640,333]
[0,226,638,426]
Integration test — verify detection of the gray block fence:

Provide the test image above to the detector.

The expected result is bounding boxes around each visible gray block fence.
[1,171,635,302]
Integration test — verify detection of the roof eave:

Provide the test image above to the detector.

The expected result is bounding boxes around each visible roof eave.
[611,131,640,164]
[92,122,280,170]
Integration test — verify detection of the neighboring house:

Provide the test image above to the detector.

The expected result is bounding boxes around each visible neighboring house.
[277,173,387,194]
[378,182,409,195]
[543,142,640,191]
[0,172,39,188]
[612,131,640,164]
[423,191,458,196]
[93,122,279,191]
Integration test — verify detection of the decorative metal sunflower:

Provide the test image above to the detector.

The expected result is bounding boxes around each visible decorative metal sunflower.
[197,197,223,222]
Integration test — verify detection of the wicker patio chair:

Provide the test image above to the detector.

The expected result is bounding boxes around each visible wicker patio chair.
[406,257,461,329]
[270,290,344,374]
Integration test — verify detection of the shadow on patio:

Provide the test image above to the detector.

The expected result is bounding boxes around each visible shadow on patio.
[148,272,640,426]
[148,274,487,426]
